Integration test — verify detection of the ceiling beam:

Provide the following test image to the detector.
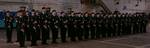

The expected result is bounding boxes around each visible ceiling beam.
[0,1,28,4]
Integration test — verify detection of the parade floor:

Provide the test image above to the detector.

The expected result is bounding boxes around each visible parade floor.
[0,28,150,48]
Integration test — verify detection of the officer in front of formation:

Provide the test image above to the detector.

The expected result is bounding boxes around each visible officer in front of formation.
[16,11,26,47]
[15,6,27,43]
[5,11,13,43]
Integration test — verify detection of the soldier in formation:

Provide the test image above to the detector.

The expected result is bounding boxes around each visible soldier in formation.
[5,11,13,43]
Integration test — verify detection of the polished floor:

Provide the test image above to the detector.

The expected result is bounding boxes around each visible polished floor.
[0,24,150,48]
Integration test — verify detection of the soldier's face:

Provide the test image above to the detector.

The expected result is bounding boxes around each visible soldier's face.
[35,12,39,15]
[92,14,95,16]
[85,14,88,16]
[26,13,29,16]
[31,12,35,16]
[52,12,57,16]
[71,13,74,16]
[6,13,10,16]
[17,12,22,16]
[79,14,82,16]
[96,14,100,17]
[22,23,25,25]
[42,9,46,12]
[47,8,51,11]
[44,20,47,23]
[61,13,65,16]
[74,14,77,16]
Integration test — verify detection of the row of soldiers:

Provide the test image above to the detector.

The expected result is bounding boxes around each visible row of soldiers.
[4,7,149,47]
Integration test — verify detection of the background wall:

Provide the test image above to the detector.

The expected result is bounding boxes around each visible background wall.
[103,0,147,13]
[0,0,149,13]
[0,0,103,12]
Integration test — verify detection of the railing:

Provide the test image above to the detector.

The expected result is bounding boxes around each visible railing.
[98,0,111,13]
[81,0,111,13]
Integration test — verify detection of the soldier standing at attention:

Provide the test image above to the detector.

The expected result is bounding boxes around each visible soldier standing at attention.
[126,14,131,35]
[51,10,59,43]
[142,13,148,33]
[117,14,122,36]
[69,12,76,41]
[72,13,77,41]
[95,13,101,39]
[15,11,22,42]
[16,6,27,42]
[31,20,38,46]
[5,11,13,43]
[90,13,96,39]
[60,12,67,42]
[39,7,49,44]
[77,12,84,40]
[24,11,31,41]
[83,12,90,40]
[35,10,41,40]
[18,9,27,47]
[46,7,51,40]
[102,14,108,37]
